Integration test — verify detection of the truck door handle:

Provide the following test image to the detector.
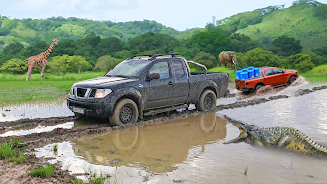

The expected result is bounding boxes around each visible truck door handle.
[168,81,173,85]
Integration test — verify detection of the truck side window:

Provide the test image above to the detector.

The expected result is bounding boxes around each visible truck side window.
[264,69,275,76]
[149,61,170,79]
[275,69,283,74]
[172,59,185,78]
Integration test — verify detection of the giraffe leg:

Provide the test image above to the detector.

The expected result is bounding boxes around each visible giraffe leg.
[41,65,46,81]
[26,66,33,81]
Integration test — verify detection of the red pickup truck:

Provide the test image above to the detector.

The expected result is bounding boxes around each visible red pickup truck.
[235,67,298,92]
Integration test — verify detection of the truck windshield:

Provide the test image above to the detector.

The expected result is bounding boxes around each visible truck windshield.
[105,59,152,78]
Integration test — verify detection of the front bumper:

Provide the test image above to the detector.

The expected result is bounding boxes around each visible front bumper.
[67,96,115,117]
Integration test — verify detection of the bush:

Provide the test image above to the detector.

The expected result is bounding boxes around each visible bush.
[287,54,315,72]
[242,48,280,67]
[192,51,217,69]
[94,55,121,72]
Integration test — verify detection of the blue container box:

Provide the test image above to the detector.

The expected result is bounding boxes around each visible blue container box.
[254,68,260,77]
[240,72,248,80]
[248,66,254,70]
[248,69,254,79]
[242,69,247,72]
[235,70,242,79]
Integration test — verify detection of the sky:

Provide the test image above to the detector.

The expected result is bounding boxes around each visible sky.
[0,0,327,31]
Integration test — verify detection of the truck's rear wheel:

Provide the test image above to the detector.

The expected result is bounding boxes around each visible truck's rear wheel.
[255,84,263,92]
[109,99,139,126]
[196,89,216,111]
[289,76,297,84]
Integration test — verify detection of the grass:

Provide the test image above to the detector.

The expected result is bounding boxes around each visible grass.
[53,144,58,154]
[0,71,105,104]
[0,140,25,163]
[30,165,54,178]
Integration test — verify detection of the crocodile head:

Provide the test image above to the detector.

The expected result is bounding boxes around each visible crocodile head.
[223,115,252,144]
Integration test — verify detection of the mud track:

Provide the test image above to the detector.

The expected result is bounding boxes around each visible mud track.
[0,85,326,150]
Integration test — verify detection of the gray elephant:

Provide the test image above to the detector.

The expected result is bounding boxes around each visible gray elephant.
[218,51,237,70]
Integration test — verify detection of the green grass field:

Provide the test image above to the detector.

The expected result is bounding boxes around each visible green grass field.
[0,72,105,104]
[0,66,326,104]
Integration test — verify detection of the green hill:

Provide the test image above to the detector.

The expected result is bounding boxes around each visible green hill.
[0,16,180,51]
[218,0,327,50]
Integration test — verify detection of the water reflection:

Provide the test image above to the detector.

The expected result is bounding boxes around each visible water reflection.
[71,112,226,173]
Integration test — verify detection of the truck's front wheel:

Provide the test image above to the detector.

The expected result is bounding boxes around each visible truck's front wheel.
[196,89,216,111]
[109,99,139,126]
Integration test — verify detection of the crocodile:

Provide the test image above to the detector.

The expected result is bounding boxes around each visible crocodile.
[223,115,327,158]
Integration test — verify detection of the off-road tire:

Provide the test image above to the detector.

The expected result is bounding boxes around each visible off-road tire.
[109,99,139,126]
[74,113,85,120]
[255,84,263,92]
[196,90,216,111]
[289,76,297,85]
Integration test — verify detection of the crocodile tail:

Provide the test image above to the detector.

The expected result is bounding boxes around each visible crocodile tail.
[20,59,28,71]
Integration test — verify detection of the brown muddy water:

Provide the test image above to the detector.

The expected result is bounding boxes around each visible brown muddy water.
[33,86,327,184]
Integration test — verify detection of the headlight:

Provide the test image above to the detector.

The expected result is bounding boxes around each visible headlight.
[95,89,112,99]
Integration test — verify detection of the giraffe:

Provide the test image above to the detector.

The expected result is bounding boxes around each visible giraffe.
[20,38,58,81]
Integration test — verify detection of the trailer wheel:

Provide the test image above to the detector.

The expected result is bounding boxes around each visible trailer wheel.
[109,99,139,126]
[196,89,216,111]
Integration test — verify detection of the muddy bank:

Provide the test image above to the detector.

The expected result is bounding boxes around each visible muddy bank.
[0,116,75,133]
[0,85,326,150]
[0,155,76,184]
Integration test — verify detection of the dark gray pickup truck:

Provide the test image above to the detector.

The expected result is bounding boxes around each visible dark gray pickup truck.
[67,53,229,126]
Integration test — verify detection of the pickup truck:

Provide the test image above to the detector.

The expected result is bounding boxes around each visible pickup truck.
[235,66,298,92]
[67,53,229,126]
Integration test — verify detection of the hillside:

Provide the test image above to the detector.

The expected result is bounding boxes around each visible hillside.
[227,0,327,50]
[0,16,180,51]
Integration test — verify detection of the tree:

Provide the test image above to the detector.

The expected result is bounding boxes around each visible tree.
[96,37,124,57]
[0,58,27,74]
[242,48,280,67]
[48,55,91,75]
[287,54,315,72]
[94,56,121,72]
[190,28,231,57]
[192,51,217,69]
[272,35,302,56]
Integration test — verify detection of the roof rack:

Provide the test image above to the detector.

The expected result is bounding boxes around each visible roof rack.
[151,53,178,59]
[127,53,178,60]
[128,54,154,60]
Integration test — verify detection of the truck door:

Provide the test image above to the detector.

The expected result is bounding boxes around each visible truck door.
[145,59,175,109]
[263,69,276,85]
[273,69,288,84]
[171,58,189,105]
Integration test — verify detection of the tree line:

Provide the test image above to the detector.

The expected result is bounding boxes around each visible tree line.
[1,25,327,75]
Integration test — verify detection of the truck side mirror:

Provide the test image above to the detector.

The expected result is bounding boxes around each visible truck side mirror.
[146,73,160,81]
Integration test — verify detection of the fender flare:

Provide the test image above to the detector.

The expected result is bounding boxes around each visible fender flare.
[106,88,144,119]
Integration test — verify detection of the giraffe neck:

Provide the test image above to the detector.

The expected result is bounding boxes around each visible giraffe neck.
[44,42,55,58]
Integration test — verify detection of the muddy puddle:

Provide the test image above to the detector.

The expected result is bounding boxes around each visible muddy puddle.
[0,97,74,122]
[34,87,327,184]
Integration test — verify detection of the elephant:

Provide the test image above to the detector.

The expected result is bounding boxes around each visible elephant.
[218,51,237,70]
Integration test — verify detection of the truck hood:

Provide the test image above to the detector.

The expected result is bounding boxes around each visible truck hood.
[74,77,137,88]
[282,69,297,72]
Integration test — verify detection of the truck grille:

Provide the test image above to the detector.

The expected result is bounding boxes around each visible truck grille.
[77,88,88,98]
[74,88,97,98]
[89,89,97,98]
